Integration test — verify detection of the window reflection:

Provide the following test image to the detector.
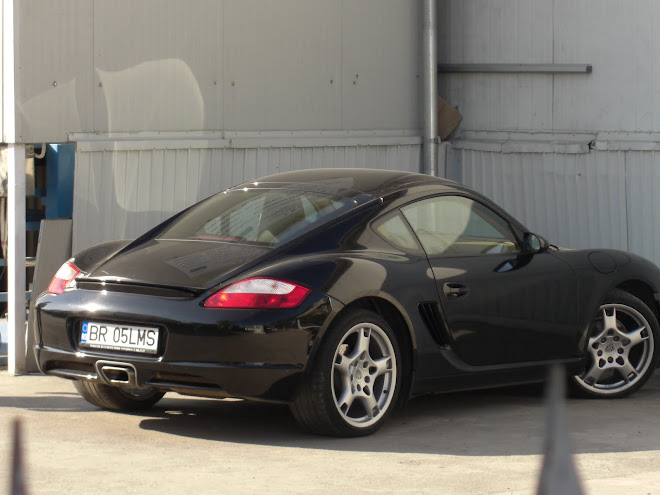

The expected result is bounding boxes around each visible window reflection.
[401,196,518,257]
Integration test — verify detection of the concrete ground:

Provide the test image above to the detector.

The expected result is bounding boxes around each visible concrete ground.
[2,372,660,495]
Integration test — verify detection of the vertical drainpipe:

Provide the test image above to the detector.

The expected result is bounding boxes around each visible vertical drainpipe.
[422,0,438,176]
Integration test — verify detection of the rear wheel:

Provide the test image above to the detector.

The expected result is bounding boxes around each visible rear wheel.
[290,309,401,437]
[571,290,660,398]
[74,380,164,411]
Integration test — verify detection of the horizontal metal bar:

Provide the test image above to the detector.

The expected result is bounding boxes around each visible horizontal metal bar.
[0,257,36,267]
[70,129,422,142]
[76,135,423,152]
[438,64,592,74]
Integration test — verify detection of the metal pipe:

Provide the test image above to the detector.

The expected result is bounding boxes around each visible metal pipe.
[438,63,592,74]
[422,0,438,176]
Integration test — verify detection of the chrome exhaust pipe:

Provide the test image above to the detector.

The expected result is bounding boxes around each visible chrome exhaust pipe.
[94,360,139,388]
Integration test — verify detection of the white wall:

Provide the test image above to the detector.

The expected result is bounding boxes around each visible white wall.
[16,0,422,143]
[438,0,660,134]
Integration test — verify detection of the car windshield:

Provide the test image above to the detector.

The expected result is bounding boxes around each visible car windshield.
[158,188,357,247]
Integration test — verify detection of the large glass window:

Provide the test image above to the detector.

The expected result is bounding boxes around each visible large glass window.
[159,189,356,247]
[401,196,518,257]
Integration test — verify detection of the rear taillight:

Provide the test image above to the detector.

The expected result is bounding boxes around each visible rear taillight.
[47,260,81,295]
[203,277,311,309]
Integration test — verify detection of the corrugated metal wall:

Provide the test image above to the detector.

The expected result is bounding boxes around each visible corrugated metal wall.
[72,136,421,252]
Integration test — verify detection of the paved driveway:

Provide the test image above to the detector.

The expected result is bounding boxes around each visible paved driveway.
[2,372,660,494]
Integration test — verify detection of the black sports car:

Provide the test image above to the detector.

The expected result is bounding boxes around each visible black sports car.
[35,168,660,436]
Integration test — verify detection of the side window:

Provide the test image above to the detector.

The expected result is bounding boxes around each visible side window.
[373,213,420,252]
[401,196,519,257]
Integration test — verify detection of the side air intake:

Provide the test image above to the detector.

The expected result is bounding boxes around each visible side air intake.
[419,302,451,347]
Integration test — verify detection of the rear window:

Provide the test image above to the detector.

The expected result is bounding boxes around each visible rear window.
[158,188,356,247]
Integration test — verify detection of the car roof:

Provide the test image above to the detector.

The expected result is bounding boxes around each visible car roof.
[232,168,459,200]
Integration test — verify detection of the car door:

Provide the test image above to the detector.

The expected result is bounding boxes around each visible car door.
[400,195,580,366]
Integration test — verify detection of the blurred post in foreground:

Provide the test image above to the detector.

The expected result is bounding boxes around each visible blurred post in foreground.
[537,365,584,495]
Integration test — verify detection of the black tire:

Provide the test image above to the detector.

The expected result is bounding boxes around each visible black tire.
[571,289,660,398]
[290,309,402,437]
[74,380,165,411]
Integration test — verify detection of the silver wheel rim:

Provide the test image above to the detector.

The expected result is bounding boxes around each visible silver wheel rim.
[575,303,654,395]
[330,322,397,428]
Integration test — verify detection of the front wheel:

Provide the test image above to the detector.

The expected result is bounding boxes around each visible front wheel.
[290,309,402,437]
[74,380,165,411]
[571,290,660,398]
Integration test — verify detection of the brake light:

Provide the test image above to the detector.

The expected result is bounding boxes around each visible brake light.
[47,260,81,295]
[203,278,311,309]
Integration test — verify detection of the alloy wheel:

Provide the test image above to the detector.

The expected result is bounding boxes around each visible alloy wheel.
[575,303,654,395]
[330,322,397,428]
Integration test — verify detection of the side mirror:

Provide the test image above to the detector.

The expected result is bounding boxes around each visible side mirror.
[523,232,549,254]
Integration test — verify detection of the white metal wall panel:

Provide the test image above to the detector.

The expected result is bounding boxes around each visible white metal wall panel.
[341,0,421,130]
[454,149,628,252]
[16,1,425,141]
[626,151,660,262]
[72,140,421,252]
[15,0,94,143]
[439,73,553,132]
[437,0,553,64]
[93,0,223,134]
[552,0,652,132]
[437,0,660,134]
[437,0,553,132]
[223,0,342,131]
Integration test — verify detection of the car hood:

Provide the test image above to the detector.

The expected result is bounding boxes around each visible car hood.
[82,239,271,290]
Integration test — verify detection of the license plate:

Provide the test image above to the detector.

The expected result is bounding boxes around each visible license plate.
[80,321,159,354]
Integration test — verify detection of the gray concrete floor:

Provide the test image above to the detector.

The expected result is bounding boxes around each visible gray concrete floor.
[2,372,660,494]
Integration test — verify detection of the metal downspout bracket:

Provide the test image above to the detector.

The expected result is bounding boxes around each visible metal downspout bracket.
[537,365,584,495]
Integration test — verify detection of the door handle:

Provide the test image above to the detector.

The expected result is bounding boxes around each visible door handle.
[443,282,469,298]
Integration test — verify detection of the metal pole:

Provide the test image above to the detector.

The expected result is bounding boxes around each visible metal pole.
[422,0,438,176]
[537,365,584,495]
[8,143,26,375]
[4,0,26,375]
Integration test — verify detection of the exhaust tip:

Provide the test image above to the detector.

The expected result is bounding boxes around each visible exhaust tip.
[94,361,139,388]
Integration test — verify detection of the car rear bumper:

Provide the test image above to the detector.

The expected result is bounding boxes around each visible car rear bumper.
[36,345,305,401]
[34,287,338,402]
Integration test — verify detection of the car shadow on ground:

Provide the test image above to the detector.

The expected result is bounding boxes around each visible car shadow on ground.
[0,391,94,413]
[136,375,660,456]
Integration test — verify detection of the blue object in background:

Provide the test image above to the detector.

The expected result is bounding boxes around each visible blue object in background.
[45,144,75,219]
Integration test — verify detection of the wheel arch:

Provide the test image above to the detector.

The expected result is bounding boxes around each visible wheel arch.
[616,279,660,319]
[313,294,416,408]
